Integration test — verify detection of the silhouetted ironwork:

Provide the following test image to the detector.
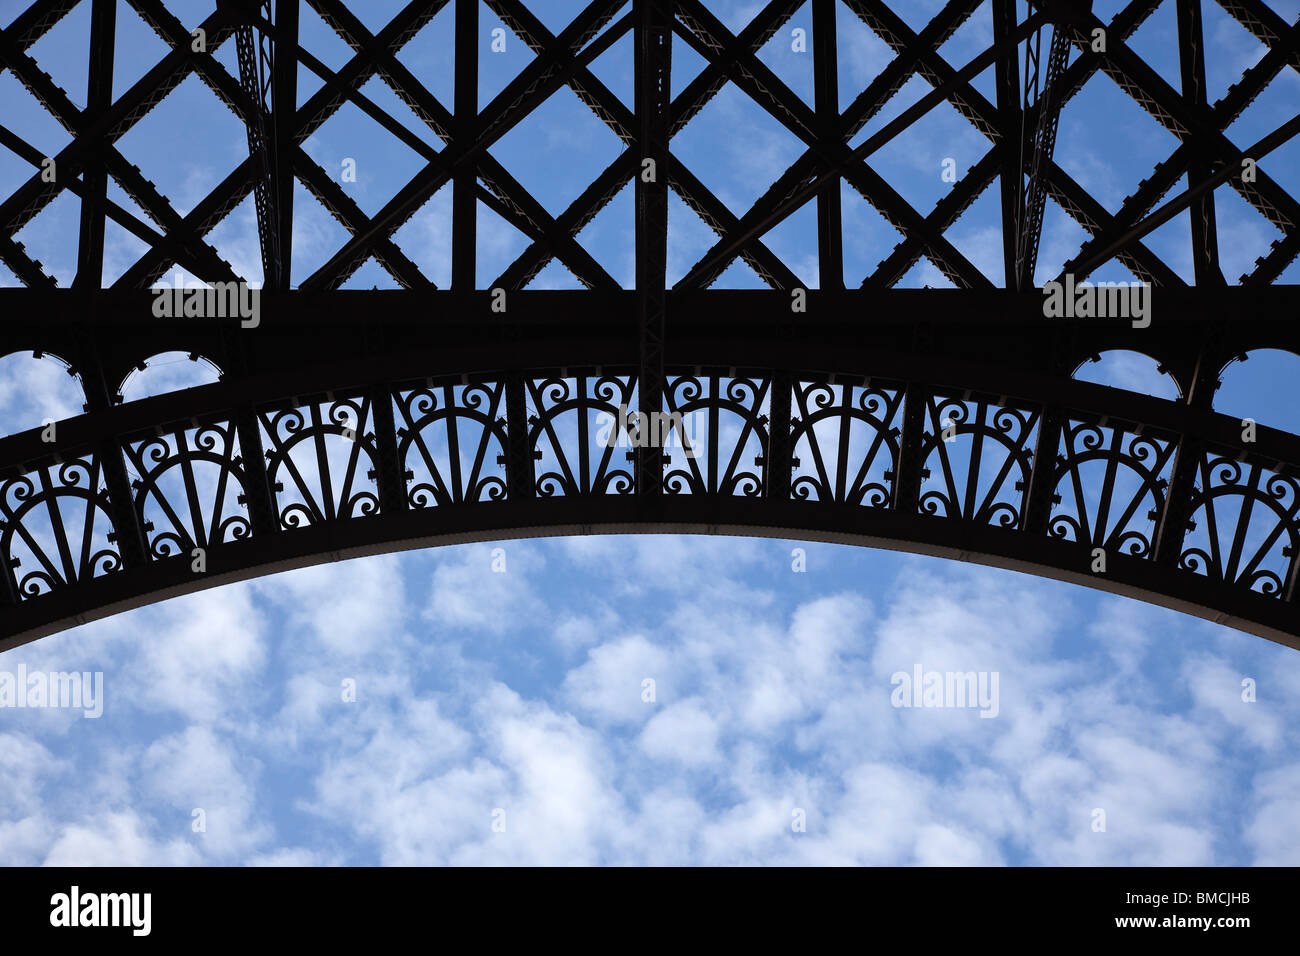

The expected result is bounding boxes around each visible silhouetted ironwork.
[233,0,281,289]
[1014,8,1070,289]
[0,0,1298,648]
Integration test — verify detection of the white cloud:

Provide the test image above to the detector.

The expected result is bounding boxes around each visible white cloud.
[42,811,201,866]
[638,698,721,767]
[7,538,1300,866]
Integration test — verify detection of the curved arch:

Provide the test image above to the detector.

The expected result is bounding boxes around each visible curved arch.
[1,287,1298,651]
[1071,349,1181,400]
[917,396,1036,528]
[118,351,224,404]
[1180,455,1300,597]
[262,398,383,527]
[790,381,899,506]
[0,359,1298,651]
[4,501,1297,653]
[0,457,121,599]
[122,421,253,560]
[0,349,85,437]
[395,381,511,508]
[1215,349,1300,436]
[1047,422,1174,560]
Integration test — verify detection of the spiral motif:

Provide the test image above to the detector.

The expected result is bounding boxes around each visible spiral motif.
[791,473,821,501]
[1049,514,1082,541]
[722,473,762,498]
[1112,529,1152,558]
[1243,569,1283,595]
[330,400,363,431]
[408,389,438,418]
[934,398,969,428]
[857,388,889,417]
[1073,423,1106,452]
[1179,548,1212,576]
[19,570,57,597]
[594,375,631,405]
[218,515,252,542]
[993,407,1025,437]
[668,376,703,404]
[725,377,758,406]
[346,492,380,518]
[150,531,188,559]
[463,382,496,411]
[803,383,835,412]
[1208,458,1243,488]
[139,435,172,467]
[1,368,1296,644]
[194,424,228,453]
[272,406,308,440]
[2,474,37,511]
[536,472,566,497]
[1129,434,1163,467]
[90,550,122,577]
[859,484,888,508]
[592,470,635,495]
[477,476,508,501]
[919,490,949,516]
[985,502,1019,528]
[57,459,92,488]
[280,502,316,529]
[409,483,442,509]
[540,378,571,405]
[1265,473,1298,506]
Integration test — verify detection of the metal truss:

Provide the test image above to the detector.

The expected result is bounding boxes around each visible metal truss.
[0,287,1299,648]
[0,0,1299,647]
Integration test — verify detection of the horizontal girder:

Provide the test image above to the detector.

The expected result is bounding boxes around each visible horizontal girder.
[0,288,1298,649]
[2,0,1299,651]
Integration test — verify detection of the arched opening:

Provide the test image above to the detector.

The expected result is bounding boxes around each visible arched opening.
[118,351,223,404]
[0,350,85,437]
[1215,349,1300,436]
[1071,349,1181,400]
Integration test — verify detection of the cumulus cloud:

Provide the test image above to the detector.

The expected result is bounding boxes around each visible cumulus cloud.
[2,538,1299,866]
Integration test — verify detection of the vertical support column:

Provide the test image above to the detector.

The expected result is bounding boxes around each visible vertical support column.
[991,0,1021,290]
[635,0,672,499]
[225,323,279,536]
[1154,434,1206,569]
[234,409,278,536]
[1022,406,1065,535]
[765,371,793,500]
[73,0,115,289]
[1176,0,1223,285]
[79,342,150,569]
[1284,515,1300,604]
[368,383,408,513]
[272,0,298,291]
[0,534,18,608]
[236,0,281,289]
[892,383,927,515]
[812,0,841,290]
[503,373,534,500]
[453,0,478,290]
[1153,350,1218,568]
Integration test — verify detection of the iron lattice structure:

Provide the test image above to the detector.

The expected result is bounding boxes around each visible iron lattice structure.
[1,0,1299,648]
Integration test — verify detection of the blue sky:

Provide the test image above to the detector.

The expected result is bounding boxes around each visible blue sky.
[1,0,1300,865]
